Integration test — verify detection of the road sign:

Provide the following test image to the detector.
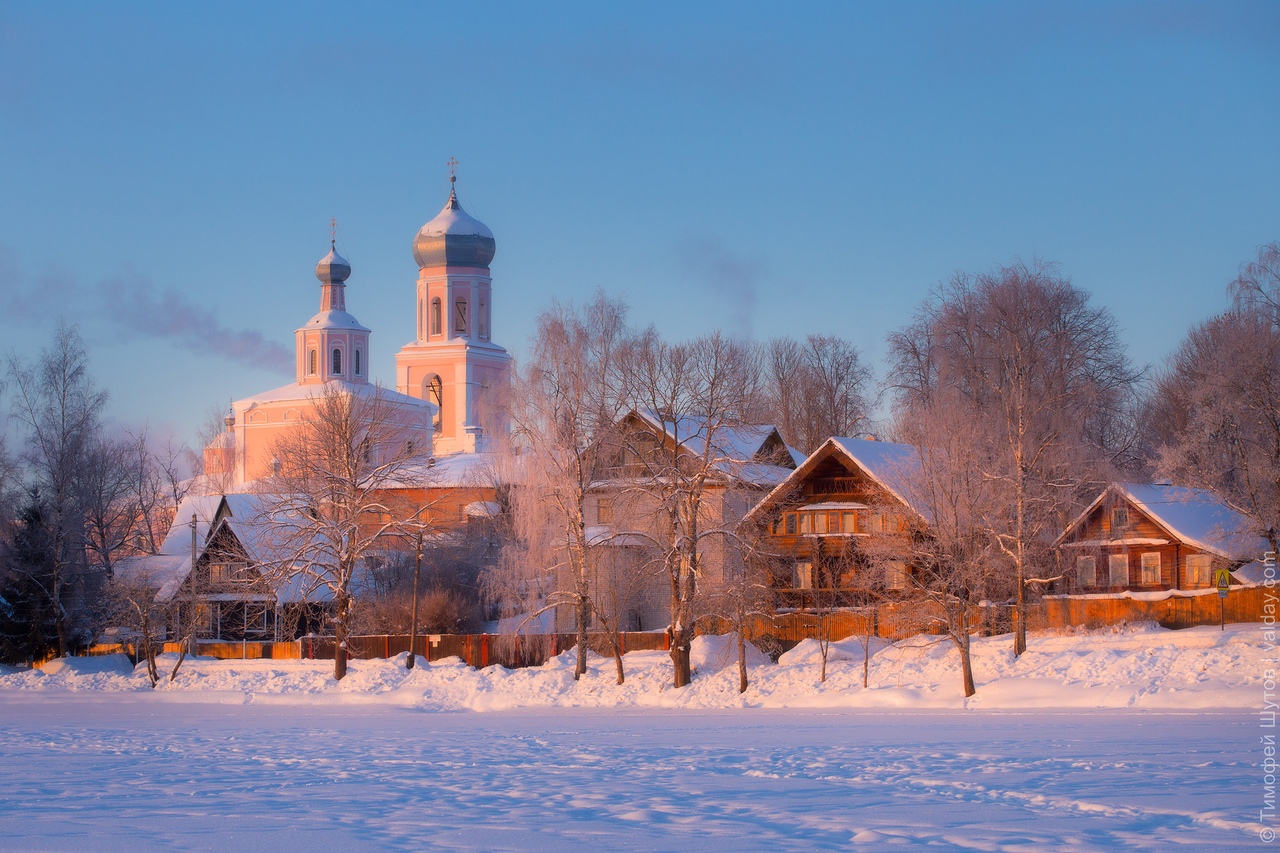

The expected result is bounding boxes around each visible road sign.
[1215,568,1231,598]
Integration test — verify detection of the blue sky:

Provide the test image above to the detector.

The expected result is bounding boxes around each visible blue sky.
[1,2,1277,447]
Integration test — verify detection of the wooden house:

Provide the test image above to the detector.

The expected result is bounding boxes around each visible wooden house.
[1054,483,1267,593]
[576,410,799,632]
[743,437,921,609]
[114,494,330,642]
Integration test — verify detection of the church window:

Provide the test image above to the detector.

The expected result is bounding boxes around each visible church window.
[479,298,488,339]
[431,299,441,337]
[309,349,317,375]
[454,298,468,334]
[354,349,361,375]
[333,348,342,375]
[427,374,443,432]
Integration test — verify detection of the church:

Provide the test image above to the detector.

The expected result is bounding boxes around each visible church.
[203,173,512,487]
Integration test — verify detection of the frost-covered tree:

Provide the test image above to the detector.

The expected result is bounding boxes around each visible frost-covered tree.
[761,335,871,454]
[7,322,110,656]
[1150,246,1280,552]
[258,383,434,680]
[889,261,1139,657]
[619,331,763,688]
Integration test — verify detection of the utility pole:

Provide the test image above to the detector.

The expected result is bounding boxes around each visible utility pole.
[189,513,198,656]
[407,529,423,670]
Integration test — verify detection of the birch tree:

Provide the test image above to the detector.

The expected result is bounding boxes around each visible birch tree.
[7,323,108,656]
[259,383,433,680]
[761,335,871,454]
[620,331,763,687]
[888,261,1138,656]
[494,291,633,682]
[1150,257,1280,553]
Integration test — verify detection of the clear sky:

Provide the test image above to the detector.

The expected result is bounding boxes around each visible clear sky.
[1,1,1277,448]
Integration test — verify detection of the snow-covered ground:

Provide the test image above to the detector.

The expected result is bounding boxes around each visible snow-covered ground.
[0,622,1264,711]
[0,624,1270,850]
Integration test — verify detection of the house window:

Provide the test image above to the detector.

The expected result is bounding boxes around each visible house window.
[796,561,813,590]
[1109,553,1128,587]
[785,513,797,535]
[885,561,909,591]
[1140,552,1162,585]
[332,348,342,374]
[431,298,442,336]
[597,498,614,525]
[309,349,317,375]
[1187,554,1213,586]
[1111,506,1130,532]
[842,512,858,534]
[798,513,811,534]
[1076,556,1096,588]
[454,298,467,333]
[813,513,828,534]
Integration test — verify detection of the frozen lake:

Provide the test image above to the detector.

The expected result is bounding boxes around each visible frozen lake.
[0,697,1261,851]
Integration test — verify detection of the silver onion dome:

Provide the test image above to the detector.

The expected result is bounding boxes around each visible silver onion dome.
[315,241,352,284]
[411,181,496,269]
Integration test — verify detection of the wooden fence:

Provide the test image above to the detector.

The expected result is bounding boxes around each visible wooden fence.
[133,587,1263,667]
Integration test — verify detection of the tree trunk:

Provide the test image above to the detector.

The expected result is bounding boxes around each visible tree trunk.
[613,647,625,685]
[959,633,976,698]
[670,639,692,688]
[737,628,748,695]
[333,594,350,681]
[574,592,590,681]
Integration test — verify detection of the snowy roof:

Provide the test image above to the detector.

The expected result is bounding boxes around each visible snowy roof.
[827,437,920,511]
[744,436,923,526]
[298,309,370,333]
[1056,483,1268,561]
[234,379,434,411]
[113,554,191,603]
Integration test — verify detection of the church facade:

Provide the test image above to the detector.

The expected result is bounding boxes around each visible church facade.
[203,177,512,488]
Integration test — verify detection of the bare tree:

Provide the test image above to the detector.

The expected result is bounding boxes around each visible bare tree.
[7,322,109,656]
[889,398,1007,698]
[888,260,1139,657]
[495,291,633,681]
[762,335,871,454]
[619,331,763,687]
[1151,308,1280,552]
[257,383,434,680]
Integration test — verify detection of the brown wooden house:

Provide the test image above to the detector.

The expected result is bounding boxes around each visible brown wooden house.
[743,437,921,609]
[1054,483,1267,593]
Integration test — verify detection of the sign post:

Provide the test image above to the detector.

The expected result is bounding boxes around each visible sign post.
[1215,567,1232,631]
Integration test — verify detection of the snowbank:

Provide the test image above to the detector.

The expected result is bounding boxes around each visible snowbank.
[0,623,1265,712]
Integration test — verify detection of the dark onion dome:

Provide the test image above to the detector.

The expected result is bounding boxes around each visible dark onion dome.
[315,241,352,284]
[411,184,496,269]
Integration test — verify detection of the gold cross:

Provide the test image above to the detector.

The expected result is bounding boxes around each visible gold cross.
[447,156,459,181]
[330,217,337,243]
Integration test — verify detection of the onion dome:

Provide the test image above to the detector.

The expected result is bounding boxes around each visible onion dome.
[315,241,352,284]
[411,179,496,269]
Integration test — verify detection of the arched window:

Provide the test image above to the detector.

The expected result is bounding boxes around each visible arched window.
[426,374,443,432]
[431,298,441,337]
[309,349,317,375]
[332,348,342,374]
[454,298,467,334]
[354,349,361,376]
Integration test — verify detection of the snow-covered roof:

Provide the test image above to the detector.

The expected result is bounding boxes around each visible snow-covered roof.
[112,554,191,603]
[744,436,923,526]
[827,437,920,511]
[234,378,434,411]
[298,309,370,333]
[1056,483,1268,561]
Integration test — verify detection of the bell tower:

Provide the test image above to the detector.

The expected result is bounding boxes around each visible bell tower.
[395,168,511,454]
